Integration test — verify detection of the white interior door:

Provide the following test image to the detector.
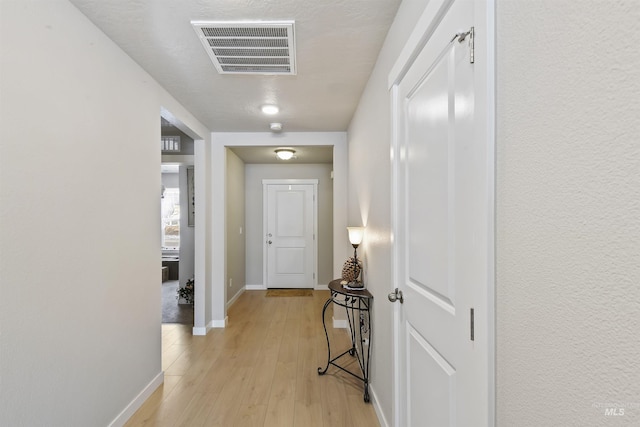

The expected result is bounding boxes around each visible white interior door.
[264,180,317,289]
[391,0,492,425]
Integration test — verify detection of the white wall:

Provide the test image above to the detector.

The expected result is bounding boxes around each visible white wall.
[195,139,212,333]
[346,0,429,422]
[496,1,640,425]
[245,163,334,287]
[0,0,210,425]
[162,172,179,189]
[226,149,246,302]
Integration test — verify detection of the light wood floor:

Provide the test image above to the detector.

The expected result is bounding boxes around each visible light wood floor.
[125,290,380,427]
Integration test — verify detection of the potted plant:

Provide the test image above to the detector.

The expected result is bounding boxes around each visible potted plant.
[176,277,194,305]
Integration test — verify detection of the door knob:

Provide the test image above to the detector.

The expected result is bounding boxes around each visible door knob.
[267,240,272,245]
[388,288,404,303]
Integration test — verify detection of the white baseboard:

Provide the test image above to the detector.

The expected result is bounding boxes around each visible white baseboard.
[369,385,390,427]
[314,284,328,290]
[193,317,227,335]
[192,326,207,336]
[227,287,245,309]
[108,371,163,427]
[210,317,227,328]
[332,317,348,329]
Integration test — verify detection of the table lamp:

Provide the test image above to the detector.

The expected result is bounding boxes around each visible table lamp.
[346,226,365,287]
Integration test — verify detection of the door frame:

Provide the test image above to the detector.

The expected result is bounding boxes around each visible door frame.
[262,179,318,289]
[388,0,496,425]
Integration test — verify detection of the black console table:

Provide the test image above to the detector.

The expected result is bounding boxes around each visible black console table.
[318,279,373,402]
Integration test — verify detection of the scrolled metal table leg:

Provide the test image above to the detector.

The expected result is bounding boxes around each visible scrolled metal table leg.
[317,297,333,375]
[345,298,357,357]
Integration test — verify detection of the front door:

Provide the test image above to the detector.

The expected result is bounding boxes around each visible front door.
[263,180,317,289]
[391,0,493,425]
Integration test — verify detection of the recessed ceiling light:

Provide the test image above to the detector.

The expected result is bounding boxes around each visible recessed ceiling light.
[261,105,279,115]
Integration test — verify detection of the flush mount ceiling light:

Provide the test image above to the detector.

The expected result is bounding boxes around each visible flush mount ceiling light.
[262,105,279,115]
[275,148,295,160]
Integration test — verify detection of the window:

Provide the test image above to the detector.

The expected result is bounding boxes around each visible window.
[161,188,180,249]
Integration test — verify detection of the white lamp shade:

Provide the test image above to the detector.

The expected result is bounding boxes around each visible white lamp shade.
[347,226,365,245]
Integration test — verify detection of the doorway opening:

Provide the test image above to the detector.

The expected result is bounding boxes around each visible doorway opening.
[225,145,335,293]
[161,116,195,325]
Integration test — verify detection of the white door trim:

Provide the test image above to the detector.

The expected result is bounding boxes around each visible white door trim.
[262,179,318,289]
[388,0,496,425]
[388,0,455,89]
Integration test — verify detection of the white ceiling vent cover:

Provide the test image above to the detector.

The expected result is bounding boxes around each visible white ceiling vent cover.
[191,20,296,75]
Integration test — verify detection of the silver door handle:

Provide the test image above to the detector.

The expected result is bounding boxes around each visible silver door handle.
[388,288,404,303]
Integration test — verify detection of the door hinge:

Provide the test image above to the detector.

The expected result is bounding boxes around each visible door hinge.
[452,26,474,64]
[469,26,474,64]
[470,308,475,341]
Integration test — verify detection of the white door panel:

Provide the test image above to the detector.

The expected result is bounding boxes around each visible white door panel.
[392,0,491,425]
[408,50,455,308]
[275,190,305,236]
[407,323,456,427]
[275,247,305,274]
[264,182,317,288]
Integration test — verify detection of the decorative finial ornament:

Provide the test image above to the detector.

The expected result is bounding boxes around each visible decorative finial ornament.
[341,256,362,283]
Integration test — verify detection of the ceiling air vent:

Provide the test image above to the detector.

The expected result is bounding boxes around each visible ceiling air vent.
[191,21,296,75]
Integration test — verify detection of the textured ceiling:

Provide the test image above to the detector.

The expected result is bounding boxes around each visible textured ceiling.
[69,0,402,133]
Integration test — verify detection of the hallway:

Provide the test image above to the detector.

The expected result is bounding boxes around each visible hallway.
[126,290,379,426]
